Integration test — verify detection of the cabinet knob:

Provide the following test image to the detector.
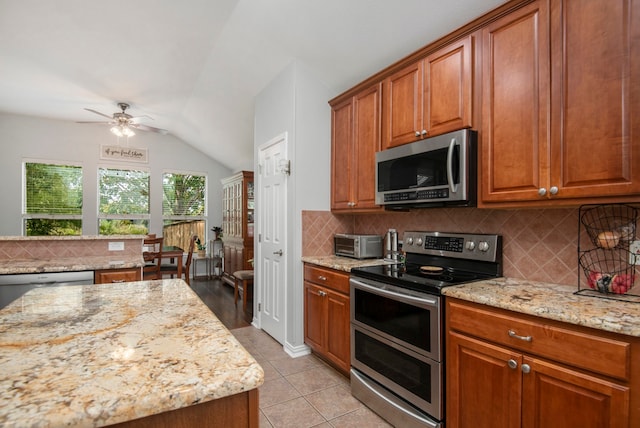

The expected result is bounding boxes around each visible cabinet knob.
[421,130,427,136]
[415,131,421,137]
[521,364,531,374]
[318,275,327,281]
[538,188,547,196]
[507,359,518,369]
[318,290,327,297]
[549,186,558,195]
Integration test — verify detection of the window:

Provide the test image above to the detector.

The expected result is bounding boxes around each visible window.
[23,161,83,236]
[98,167,150,235]
[162,172,207,249]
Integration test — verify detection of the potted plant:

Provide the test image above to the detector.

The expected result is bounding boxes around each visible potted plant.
[211,226,223,241]
[195,238,206,257]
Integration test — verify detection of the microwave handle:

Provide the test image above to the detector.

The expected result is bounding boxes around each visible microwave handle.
[447,137,458,194]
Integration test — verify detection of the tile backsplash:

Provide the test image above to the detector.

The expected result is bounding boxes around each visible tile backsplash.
[302,208,584,286]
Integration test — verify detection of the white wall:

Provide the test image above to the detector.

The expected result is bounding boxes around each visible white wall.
[0,113,231,237]
[254,61,332,352]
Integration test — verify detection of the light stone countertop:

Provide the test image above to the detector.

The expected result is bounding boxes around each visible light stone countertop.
[441,277,640,337]
[0,279,264,427]
[301,255,395,272]
[302,257,640,338]
[0,256,144,274]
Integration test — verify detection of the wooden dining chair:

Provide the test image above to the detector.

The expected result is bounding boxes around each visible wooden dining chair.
[143,236,164,280]
[160,235,198,286]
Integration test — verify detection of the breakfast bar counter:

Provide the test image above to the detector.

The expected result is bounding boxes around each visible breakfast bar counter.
[0,279,264,427]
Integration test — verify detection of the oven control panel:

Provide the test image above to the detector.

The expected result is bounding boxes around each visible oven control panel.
[403,231,501,262]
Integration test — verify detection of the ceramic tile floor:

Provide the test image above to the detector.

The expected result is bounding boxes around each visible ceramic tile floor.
[230,326,393,428]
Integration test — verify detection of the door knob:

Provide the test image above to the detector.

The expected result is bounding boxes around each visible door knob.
[273,249,283,256]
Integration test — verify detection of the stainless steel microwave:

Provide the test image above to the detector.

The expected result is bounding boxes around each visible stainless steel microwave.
[334,234,383,259]
[375,129,477,208]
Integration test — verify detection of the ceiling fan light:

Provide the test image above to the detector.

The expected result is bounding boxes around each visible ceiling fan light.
[110,126,124,137]
[122,126,135,137]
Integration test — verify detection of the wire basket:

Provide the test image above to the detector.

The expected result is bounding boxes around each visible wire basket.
[579,248,637,295]
[580,204,637,249]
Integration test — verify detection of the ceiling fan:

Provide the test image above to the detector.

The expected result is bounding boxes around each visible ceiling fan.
[78,102,168,136]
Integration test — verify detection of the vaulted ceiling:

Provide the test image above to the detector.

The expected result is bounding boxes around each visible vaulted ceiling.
[0,0,504,171]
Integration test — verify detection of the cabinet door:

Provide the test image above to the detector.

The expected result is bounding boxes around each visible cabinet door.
[325,289,350,374]
[352,83,383,210]
[447,331,522,428]
[522,356,630,428]
[331,97,354,210]
[304,282,326,352]
[548,0,640,200]
[424,36,473,136]
[223,245,236,276]
[480,0,551,203]
[382,60,424,148]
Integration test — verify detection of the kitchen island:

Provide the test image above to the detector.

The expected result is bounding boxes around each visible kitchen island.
[0,279,264,427]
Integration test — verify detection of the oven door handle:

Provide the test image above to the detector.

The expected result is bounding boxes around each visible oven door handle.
[351,278,439,308]
[447,137,458,194]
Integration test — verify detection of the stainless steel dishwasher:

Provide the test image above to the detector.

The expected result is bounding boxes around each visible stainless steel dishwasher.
[0,271,94,309]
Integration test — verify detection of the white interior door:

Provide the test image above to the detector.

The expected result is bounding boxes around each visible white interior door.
[257,133,287,344]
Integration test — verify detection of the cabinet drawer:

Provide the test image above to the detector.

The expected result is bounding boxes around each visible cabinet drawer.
[304,264,349,295]
[447,299,631,380]
[95,268,141,284]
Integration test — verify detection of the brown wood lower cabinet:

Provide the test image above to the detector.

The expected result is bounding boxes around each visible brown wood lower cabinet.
[303,263,350,375]
[446,298,636,428]
[94,268,141,284]
[110,389,259,428]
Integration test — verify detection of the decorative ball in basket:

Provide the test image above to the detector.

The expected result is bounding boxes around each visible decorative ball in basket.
[580,249,636,294]
[579,204,638,296]
[581,204,637,249]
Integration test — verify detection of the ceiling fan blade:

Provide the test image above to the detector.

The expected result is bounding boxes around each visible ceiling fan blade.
[132,123,169,135]
[76,120,112,124]
[130,115,154,124]
[84,108,114,120]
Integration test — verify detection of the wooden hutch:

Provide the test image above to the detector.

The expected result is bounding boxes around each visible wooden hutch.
[221,171,254,286]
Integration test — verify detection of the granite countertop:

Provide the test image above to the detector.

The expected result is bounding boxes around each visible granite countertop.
[0,256,144,275]
[302,256,640,338]
[0,235,138,241]
[0,279,264,427]
[442,277,640,337]
[301,255,394,272]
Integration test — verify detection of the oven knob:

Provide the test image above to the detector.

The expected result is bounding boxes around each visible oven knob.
[416,238,423,246]
[406,237,414,246]
[478,241,490,252]
[465,241,476,251]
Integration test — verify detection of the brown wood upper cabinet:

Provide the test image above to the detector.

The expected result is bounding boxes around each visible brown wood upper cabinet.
[480,0,640,206]
[382,36,473,149]
[331,82,384,212]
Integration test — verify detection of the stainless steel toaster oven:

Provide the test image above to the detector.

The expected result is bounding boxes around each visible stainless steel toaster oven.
[334,234,383,259]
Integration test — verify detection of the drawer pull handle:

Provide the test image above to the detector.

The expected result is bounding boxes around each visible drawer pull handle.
[112,279,126,283]
[508,330,532,342]
[318,275,327,281]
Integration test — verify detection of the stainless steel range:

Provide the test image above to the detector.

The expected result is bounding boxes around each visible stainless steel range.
[350,231,502,428]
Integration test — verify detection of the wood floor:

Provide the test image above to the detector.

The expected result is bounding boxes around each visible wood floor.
[190,277,253,329]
